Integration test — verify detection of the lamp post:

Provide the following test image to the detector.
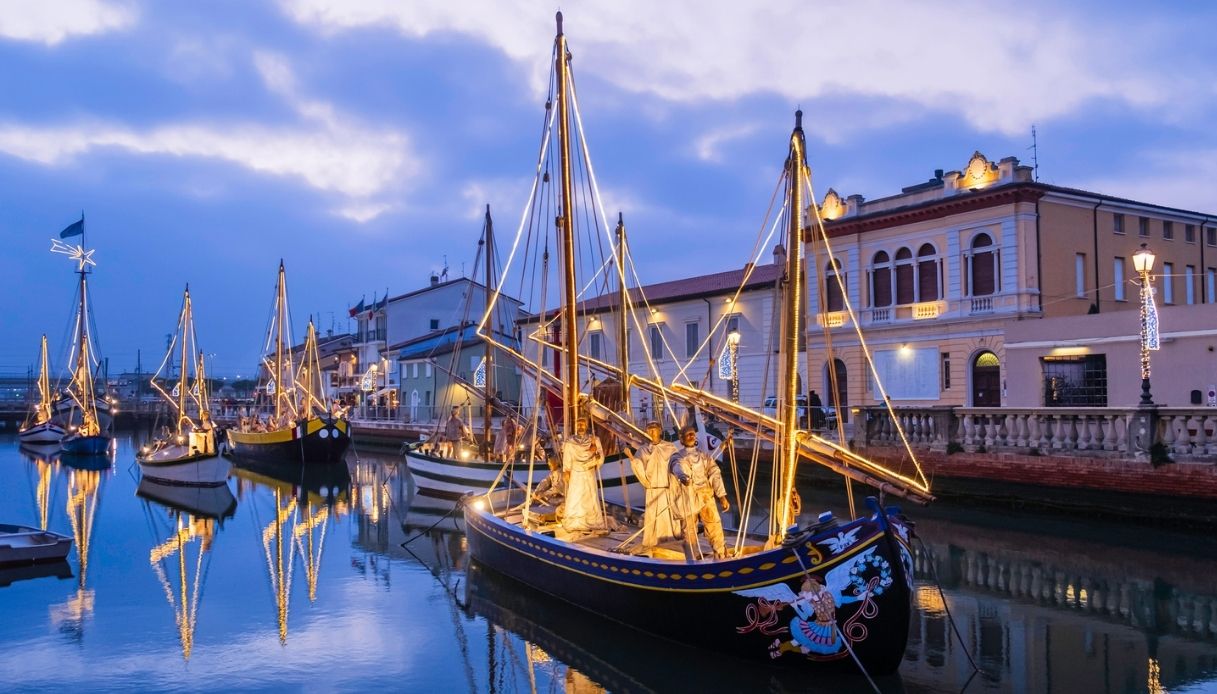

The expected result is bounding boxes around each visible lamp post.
[727,330,741,403]
[1132,243,1157,406]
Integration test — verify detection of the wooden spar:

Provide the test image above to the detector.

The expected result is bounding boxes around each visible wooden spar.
[275,261,286,422]
[483,205,494,458]
[555,11,580,436]
[178,286,190,435]
[197,349,209,419]
[777,111,807,538]
[615,214,630,416]
[37,334,51,423]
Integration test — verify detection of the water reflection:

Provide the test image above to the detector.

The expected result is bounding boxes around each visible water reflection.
[48,453,109,642]
[231,459,350,643]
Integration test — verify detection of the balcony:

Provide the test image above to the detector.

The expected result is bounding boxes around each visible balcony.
[969,296,994,314]
[816,311,848,328]
[912,300,944,320]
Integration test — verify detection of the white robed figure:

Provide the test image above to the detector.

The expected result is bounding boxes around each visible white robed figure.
[624,420,679,548]
[561,415,606,532]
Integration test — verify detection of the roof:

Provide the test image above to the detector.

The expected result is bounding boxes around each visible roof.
[394,323,520,361]
[521,261,782,323]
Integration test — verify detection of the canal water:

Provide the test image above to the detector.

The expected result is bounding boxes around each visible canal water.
[1,433,1215,693]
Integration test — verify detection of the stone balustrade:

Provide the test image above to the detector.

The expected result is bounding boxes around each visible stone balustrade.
[859,405,1217,460]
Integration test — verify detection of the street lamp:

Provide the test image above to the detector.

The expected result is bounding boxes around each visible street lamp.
[1132,243,1157,406]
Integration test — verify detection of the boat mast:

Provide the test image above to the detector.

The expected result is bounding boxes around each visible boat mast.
[776,111,808,540]
[483,205,495,457]
[275,261,286,422]
[37,334,51,423]
[555,11,580,435]
[615,214,631,416]
[197,349,209,420]
[178,286,191,435]
[303,320,316,417]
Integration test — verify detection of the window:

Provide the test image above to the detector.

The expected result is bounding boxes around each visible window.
[825,260,845,312]
[648,324,663,360]
[412,362,418,378]
[429,318,439,330]
[725,314,740,335]
[1163,221,1174,240]
[1208,227,1217,247]
[1113,214,1124,234]
[1042,354,1108,407]
[941,352,951,390]
[1163,262,1174,304]
[870,251,892,307]
[917,243,939,301]
[685,322,699,359]
[589,331,603,360]
[425,363,432,377]
[1138,217,1149,237]
[1186,266,1196,305]
[969,233,996,296]
[1208,268,1216,304]
[1114,257,1126,301]
[1185,224,1196,243]
[1074,253,1086,297]
[894,247,914,304]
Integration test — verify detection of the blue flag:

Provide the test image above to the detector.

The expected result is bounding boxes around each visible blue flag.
[59,218,84,239]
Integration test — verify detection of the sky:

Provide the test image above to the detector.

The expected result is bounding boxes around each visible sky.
[0,0,1215,378]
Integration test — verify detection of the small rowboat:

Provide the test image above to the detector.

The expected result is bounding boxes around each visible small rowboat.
[0,524,74,566]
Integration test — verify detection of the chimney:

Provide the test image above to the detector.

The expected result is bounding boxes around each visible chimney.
[934,169,944,179]
[773,244,787,268]
[430,274,439,286]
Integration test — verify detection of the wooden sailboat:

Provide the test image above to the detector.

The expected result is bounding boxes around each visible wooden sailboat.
[463,14,931,676]
[18,335,67,445]
[226,261,350,464]
[55,229,112,457]
[137,286,230,486]
[403,210,643,505]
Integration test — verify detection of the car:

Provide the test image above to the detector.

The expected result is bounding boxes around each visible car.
[761,396,838,431]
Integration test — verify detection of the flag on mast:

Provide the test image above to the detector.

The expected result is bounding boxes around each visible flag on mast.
[59,216,84,238]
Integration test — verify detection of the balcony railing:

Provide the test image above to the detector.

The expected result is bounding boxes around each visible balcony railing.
[857,406,1217,460]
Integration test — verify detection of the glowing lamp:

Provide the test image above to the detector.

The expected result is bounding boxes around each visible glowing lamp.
[1132,244,1156,274]
[727,331,741,347]
[472,498,486,511]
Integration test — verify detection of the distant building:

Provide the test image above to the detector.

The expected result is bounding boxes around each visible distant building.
[396,323,522,424]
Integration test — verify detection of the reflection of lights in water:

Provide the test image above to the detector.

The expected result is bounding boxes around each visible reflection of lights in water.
[259,487,333,643]
[916,585,947,616]
[1148,657,1164,694]
[149,514,215,661]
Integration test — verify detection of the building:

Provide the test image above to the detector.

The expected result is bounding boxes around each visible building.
[808,151,1217,409]
[396,323,522,424]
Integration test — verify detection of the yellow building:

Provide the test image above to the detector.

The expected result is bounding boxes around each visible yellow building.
[809,152,1217,409]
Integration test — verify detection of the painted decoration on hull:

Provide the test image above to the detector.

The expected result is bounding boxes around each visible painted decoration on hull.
[734,546,894,662]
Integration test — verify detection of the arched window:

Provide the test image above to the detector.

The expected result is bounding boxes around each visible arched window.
[970,234,996,296]
[894,247,914,305]
[871,251,892,307]
[825,259,844,312]
[917,243,939,301]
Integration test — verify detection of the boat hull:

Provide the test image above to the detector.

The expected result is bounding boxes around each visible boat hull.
[61,434,111,456]
[464,492,914,675]
[18,421,66,444]
[136,478,237,520]
[0,524,74,566]
[226,416,350,464]
[138,451,230,487]
[404,448,644,507]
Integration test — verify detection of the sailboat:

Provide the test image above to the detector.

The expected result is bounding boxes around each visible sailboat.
[52,223,113,457]
[18,335,67,445]
[137,286,230,486]
[403,209,643,506]
[463,14,933,676]
[226,261,350,464]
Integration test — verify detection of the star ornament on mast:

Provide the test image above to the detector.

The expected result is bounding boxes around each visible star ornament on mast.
[50,239,97,271]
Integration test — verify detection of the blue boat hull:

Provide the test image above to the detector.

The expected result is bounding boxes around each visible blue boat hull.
[61,434,111,456]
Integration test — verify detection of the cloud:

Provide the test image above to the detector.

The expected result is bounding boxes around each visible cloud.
[0,0,135,45]
[693,123,758,163]
[277,0,1181,137]
[0,51,419,222]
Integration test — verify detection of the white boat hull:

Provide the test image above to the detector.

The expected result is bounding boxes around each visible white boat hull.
[18,421,66,444]
[404,449,645,508]
[138,450,231,487]
[0,524,73,565]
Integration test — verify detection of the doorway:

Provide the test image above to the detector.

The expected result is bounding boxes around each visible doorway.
[971,351,1000,406]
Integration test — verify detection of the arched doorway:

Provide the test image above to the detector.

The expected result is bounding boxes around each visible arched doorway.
[972,351,1000,406]
[823,358,847,422]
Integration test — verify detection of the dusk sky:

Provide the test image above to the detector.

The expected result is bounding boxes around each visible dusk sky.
[1,1,1214,378]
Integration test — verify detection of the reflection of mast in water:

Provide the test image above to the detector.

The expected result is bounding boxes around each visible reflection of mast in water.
[149,515,216,660]
[51,467,103,639]
[293,501,329,603]
[262,487,297,645]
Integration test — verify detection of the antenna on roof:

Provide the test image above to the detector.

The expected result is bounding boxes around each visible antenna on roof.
[441,255,449,282]
[1029,125,1039,182]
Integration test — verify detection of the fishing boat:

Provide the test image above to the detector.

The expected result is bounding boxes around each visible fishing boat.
[226,261,350,464]
[137,286,229,486]
[50,220,113,457]
[0,524,74,566]
[18,335,67,445]
[403,207,642,508]
[463,14,934,677]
